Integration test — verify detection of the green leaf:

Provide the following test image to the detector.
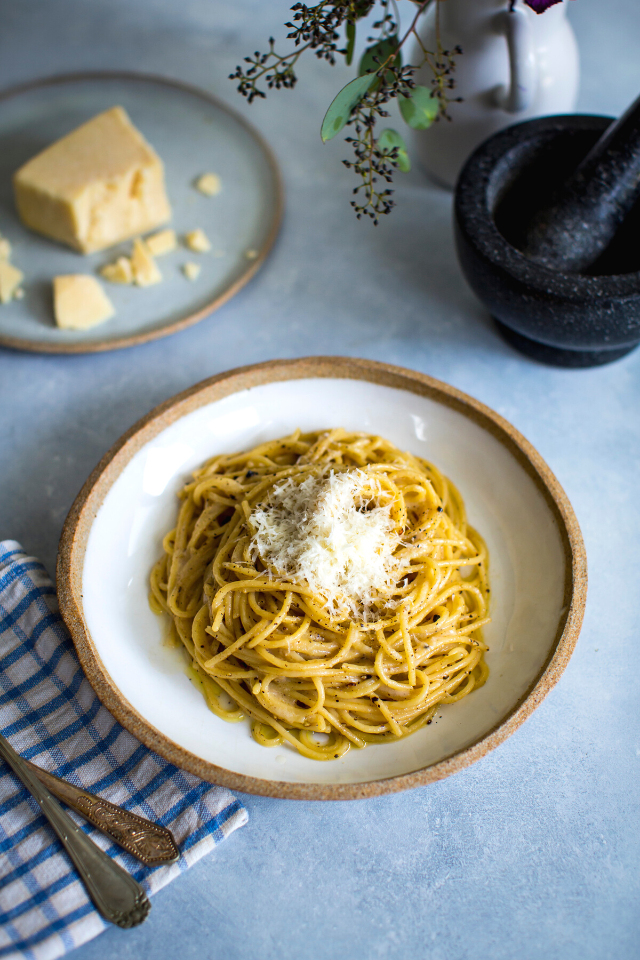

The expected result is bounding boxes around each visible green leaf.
[399,86,439,130]
[358,37,402,84]
[345,22,356,66]
[378,128,410,173]
[321,73,376,142]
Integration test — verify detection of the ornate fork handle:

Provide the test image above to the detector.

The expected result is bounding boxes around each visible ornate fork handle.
[24,759,179,867]
[0,733,150,928]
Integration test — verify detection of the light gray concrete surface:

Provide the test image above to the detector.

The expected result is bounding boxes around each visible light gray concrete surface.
[1,1,639,958]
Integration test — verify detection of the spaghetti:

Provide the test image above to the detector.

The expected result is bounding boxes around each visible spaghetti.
[150,429,490,761]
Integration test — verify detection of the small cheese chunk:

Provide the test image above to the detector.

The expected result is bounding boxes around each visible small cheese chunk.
[146,228,177,256]
[0,237,12,261]
[53,275,115,329]
[245,248,258,260]
[182,262,201,281]
[195,173,221,196]
[14,106,172,254]
[131,238,162,286]
[0,261,24,303]
[100,256,134,284]
[185,228,211,253]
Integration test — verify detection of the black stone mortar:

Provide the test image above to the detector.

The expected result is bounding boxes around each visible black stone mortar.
[454,115,640,367]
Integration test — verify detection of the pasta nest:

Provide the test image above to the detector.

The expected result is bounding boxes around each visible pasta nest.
[150,429,490,761]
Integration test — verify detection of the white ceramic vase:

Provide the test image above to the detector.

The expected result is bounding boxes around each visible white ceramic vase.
[411,0,580,187]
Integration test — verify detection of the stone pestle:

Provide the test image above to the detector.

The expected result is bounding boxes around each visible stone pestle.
[522,93,640,273]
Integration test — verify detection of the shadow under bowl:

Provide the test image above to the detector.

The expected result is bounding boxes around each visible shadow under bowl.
[454,114,640,367]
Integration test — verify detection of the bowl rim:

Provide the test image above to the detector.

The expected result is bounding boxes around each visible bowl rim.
[57,357,588,800]
[0,70,283,355]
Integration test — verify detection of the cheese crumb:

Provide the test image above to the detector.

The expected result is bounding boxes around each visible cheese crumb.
[0,261,24,304]
[53,275,115,329]
[249,470,404,619]
[185,228,211,253]
[195,173,221,196]
[182,262,201,281]
[0,232,24,302]
[146,228,177,256]
[100,256,134,284]
[245,249,258,260]
[131,238,162,286]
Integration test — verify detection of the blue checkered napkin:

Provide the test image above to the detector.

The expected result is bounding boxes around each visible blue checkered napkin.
[0,541,247,960]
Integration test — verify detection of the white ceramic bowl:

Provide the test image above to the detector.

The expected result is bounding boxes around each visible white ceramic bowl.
[58,358,587,799]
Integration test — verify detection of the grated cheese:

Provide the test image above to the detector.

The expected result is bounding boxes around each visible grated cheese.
[249,470,404,618]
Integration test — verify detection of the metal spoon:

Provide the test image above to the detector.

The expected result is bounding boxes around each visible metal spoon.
[22,757,180,867]
[0,732,151,928]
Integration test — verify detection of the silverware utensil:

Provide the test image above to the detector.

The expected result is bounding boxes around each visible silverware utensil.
[23,758,180,867]
[0,732,151,928]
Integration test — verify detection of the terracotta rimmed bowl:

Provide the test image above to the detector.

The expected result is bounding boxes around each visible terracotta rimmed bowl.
[57,358,587,800]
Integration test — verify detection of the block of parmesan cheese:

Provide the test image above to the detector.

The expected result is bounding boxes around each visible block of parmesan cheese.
[53,275,115,330]
[14,107,171,254]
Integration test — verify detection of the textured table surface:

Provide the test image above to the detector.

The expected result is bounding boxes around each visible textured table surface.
[1,2,639,958]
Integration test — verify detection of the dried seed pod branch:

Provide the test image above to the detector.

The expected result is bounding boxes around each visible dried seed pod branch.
[230,0,574,221]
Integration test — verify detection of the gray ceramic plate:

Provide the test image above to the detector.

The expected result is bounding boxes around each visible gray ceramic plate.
[0,72,282,353]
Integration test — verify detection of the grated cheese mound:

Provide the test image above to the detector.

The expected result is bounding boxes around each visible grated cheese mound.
[249,470,404,618]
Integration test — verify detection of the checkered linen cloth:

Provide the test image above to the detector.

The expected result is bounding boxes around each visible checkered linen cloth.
[0,541,247,960]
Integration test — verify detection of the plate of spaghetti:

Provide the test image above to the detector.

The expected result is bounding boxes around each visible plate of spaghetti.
[58,357,587,799]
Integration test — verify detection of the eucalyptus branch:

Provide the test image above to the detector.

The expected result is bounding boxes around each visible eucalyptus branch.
[231,0,573,222]
[230,0,459,221]
[337,0,465,220]
[229,37,312,101]
[230,0,374,102]
[344,64,419,222]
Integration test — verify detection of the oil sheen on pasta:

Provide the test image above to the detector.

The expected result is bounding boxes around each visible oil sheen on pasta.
[149,429,490,761]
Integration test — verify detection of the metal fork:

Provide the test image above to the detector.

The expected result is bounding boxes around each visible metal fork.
[0,733,151,928]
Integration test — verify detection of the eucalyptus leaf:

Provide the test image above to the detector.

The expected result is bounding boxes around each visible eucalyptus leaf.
[378,128,410,173]
[358,36,401,84]
[321,73,376,142]
[399,85,439,130]
[345,22,356,66]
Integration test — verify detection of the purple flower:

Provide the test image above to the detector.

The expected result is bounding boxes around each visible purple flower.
[524,0,571,12]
